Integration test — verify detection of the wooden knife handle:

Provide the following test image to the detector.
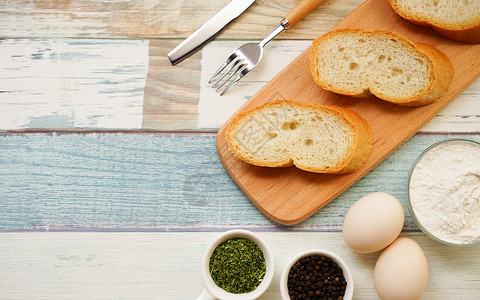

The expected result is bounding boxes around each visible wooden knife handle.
[284,0,326,28]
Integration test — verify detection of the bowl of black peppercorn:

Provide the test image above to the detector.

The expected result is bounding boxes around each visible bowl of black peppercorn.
[280,249,353,300]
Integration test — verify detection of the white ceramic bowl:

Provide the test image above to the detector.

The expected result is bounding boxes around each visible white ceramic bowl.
[280,249,354,300]
[197,229,274,300]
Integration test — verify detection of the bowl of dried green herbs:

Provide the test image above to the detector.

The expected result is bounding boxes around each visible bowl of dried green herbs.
[280,249,354,300]
[198,229,274,300]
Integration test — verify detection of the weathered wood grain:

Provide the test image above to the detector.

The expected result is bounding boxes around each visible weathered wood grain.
[0,232,478,299]
[0,0,362,39]
[142,40,201,129]
[1,132,478,231]
[1,39,478,131]
[0,39,148,130]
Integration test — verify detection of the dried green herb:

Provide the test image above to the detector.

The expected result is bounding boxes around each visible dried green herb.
[209,237,266,294]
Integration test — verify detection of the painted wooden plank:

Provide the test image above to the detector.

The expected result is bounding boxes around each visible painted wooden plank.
[0,38,478,131]
[0,39,148,130]
[199,40,480,131]
[0,38,203,131]
[1,132,478,231]
[0,0,362,39]
[0,232,478,299]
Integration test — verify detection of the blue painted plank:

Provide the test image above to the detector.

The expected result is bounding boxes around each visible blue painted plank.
[0,132,479,231]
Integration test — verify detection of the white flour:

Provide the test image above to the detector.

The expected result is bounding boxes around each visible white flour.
[409,140,480,244]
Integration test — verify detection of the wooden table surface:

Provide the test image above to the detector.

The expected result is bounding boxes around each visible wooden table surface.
[0,0,479,299]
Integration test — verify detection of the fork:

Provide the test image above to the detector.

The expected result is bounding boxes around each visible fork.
[209,0,326,95]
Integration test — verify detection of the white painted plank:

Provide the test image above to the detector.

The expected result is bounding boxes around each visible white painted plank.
[0,232,478,299]
[0,39,148,130]
[198,40,480,131]
[0,39,478,131]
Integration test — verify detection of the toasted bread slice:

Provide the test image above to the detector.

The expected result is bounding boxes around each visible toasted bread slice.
[309,29,453,106]
[226,100,372,174]
[389,0,480,43]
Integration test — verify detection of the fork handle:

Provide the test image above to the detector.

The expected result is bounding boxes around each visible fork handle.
[283,0,326,29]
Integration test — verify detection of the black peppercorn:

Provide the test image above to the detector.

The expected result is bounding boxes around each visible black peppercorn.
[287,255,347,300]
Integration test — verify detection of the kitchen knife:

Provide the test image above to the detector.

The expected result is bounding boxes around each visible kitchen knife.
[167,0,256,65]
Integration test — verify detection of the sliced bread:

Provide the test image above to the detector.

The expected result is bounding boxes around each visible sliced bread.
[226,100,373,174]
[309,29,454,106]
[389,0,480,43]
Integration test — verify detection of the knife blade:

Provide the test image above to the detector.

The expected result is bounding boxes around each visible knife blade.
[167,0,256,65]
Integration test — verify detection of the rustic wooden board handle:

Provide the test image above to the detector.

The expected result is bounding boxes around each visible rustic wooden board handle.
[284,0,327,28]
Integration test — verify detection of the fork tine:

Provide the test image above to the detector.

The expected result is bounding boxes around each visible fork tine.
[215,62,245,92]
[211,57,242,89]
[208,54,238,84]
[209,54,233,84]
[219,65,248,96]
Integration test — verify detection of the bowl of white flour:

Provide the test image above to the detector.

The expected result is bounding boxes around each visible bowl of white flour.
[407,138,480,246]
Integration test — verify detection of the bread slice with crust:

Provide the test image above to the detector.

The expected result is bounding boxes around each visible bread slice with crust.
[309,29,453,106]
[226,100,373,174]
[388,0,480,43]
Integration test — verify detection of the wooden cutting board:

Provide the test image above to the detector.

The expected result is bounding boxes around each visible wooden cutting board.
[216,0,480,225]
